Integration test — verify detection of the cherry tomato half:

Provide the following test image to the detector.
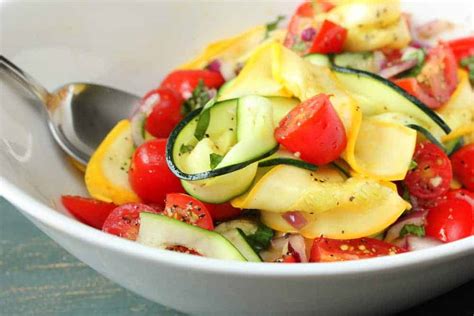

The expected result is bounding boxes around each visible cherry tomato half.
[143,88,183,138]
[164,193,214,230]
[62,195,117,229]
[102,203,159,241]
[404,142,453,199]
[450,144,474,191]
[310,237,405,262]
[394,44,458,109]
[309,19,347,54]
[275,94,347,165]
[284,2,336,55]
[446,189,474,234]
[160,69,224,100]
[283,2,316,55]
[129,139,184,205]
[425,198,472,242]
[420,44,458,107]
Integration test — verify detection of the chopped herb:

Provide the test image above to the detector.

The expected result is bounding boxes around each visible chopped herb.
[239,223,274,253]
[194,108,211,140]
[460,55,474,82]
[399,48,426,78]
[179,144,194,154]
[209,153,224,169]
[183,80,212,115]
[408,160,418,170]
[265,15,285,38]
[399,224,425,238]
[292,40,308,53]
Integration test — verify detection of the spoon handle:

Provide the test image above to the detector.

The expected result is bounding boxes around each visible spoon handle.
[0,55,50,104]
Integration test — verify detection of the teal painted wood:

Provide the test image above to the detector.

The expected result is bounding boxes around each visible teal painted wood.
[0,197,183,316]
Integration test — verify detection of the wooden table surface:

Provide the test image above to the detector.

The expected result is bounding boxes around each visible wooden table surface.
[1,197,472,315]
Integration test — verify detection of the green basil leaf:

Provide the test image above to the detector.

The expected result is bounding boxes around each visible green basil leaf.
[265,15,285,38]
[209,153,224,169]
[399,224,425,238]
[194,108,211,141]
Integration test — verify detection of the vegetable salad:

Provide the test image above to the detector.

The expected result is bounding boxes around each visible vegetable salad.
[63,0,474,263]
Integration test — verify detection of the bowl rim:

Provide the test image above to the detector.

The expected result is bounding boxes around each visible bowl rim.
[2,177,473,276]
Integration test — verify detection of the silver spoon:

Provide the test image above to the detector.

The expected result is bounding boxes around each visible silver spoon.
[0,55,141,165]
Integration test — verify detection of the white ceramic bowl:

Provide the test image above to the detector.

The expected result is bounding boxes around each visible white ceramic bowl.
[1,1,473,314]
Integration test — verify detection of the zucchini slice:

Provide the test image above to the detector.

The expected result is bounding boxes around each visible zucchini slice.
[168,96,299,203]
[332,65,451,136]
[138,213,246,261]
[166,98,277,181]
[219,229,262,262]
[332,52,377,73]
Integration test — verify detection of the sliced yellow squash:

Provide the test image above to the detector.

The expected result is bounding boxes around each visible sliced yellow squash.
[352,117,417,180]
[232,165,345,212]
[314,0,411,51]
[343,17,411,52]
[180,26,266,70]
[85,120,140,204]
[217,42,291,100]
[438,69,474,144]
[322,0,401,29]
[180,25,286,71]
[233,165,409,239]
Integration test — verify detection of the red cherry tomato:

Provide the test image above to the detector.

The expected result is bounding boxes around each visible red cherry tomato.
[394,44,458,109]
[160,70,225,100]
[309,19,347,54]
[205,202,243,222]
[284,2,316,55]
[310,237,406,262]
[421,44,458,106]
[425,198,472,242]
[61,195,117,229]
[446,189,474,234]
[446,36,474,63]
[450,144,474,191]
[404,142,453,199]
[102,203,159,241]
[143,88,183,138]
[274,94,347,165]
[129,139,184,205]
[393,78,440,109]
[163,193,214,230]
[283,1,335,55]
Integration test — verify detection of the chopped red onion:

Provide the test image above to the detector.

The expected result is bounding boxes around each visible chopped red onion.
[301,27,316,42]
[416,19,454,40]
[406,236,442,251]
[206,59,221,73]
[282,211,308,230]
[410,40,431,49]
[271,235,289,251]
[129,92,160,146]
[385,211,427,243]
[378,58,418,79]
[288,234,308,263]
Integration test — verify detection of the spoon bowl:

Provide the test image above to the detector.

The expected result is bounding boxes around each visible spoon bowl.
[0,56,140,165]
